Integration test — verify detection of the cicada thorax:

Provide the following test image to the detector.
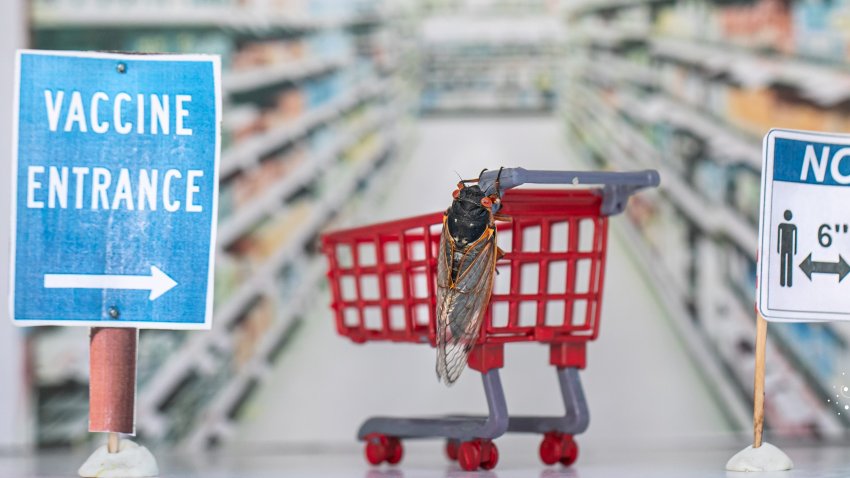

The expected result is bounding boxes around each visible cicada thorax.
[446,184,492,283]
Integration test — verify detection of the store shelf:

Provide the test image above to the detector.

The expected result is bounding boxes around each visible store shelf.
[31,7,383,30]
[565,0,666,17]
[224,57,352,96]
[578,25,850,150]
[580,25,649,48]
[567,91,749,428]
[571,85,759,252]
[137,138,393,439]
[720,288,845,436]
[650,36,850,107]
[221,81,386,177]
[575,49,764,168]
[565,0,850,433]
[569,92,844,435]
[579,100,848,435]
[32,8,311,29]
[183,127,399,449]
[614,219,752,430]
[218,136,392,331]
[583,55,655,88]
[217,107,389,246]
[135,330,211,436]
[663,169,758,254]
[25,0,416,447]
[630,94,761,170]
[184,262,325,450]
[420,30,561,114]
[576,61,763,169]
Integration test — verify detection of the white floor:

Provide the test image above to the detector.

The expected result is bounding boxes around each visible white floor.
[9,441,850,477]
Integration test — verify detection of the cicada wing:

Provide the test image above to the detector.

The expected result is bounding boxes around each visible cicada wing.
[435,223,454,383]
[436,223,497,385]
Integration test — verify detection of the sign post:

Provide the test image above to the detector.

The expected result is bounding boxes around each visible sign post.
[10,50,221,477]
[89,328,137,450]
[728,129,850,471]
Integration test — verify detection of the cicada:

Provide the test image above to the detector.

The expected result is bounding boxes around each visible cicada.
[436,169,505,385]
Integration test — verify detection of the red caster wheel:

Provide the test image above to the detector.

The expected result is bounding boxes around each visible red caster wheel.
[364,434,403,466]
[539,432,562,465]
[481,441,499,470]
[386,437,403,464]
[559,436,578,466]
[458,439,498,471]
[539,432,579,467]
[446,439,459,461]
[365,434,389,465]
[458,440,481,471]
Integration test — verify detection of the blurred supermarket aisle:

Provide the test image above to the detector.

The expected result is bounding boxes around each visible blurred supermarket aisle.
[234,116,731,451]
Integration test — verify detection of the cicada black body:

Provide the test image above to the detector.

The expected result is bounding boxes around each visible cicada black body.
[436,172,504,385]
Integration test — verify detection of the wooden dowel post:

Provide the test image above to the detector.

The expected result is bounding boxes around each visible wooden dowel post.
[753,313,768,448]
[107,432,120,454]
[90,327,138,454]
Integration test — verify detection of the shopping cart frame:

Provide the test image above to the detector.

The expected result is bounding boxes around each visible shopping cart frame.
[322,170,659,470]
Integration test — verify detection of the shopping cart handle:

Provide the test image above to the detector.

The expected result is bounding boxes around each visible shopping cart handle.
[479,167,660,216]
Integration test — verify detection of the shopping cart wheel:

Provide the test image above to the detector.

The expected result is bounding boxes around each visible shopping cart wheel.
[446,439,459,461]
[458,439,498,471]
[559,436,578,467]
[481,441,499,470]
[387,437,404,465]
[364,433,402,466]
[539,432,579,467]
[458,440,481,471]
[539,432,562,465]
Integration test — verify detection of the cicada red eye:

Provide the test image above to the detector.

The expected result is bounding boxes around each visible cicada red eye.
[481,197,493,208]
[452,189,460,199]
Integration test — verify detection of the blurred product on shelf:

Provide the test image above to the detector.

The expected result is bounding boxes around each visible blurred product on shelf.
[231,202,314,265]
[219,146,307,221]
[233,298,275,368]
[654,0,850,64]
[231,40,307,71]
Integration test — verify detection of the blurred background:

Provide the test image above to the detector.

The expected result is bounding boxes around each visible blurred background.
[2,0,850,461]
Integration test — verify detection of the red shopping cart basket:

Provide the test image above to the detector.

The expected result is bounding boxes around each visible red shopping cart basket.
[321,169,658,471]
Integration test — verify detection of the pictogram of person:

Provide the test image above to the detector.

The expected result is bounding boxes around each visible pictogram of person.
[778,210,797,287]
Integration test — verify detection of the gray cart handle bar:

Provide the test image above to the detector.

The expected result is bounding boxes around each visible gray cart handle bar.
[478,167,660,216]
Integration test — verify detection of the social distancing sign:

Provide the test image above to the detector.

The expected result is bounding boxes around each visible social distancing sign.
[759,129,850,321]
[10,50,221,329]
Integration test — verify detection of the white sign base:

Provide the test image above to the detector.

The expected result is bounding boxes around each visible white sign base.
[726,442,793,472]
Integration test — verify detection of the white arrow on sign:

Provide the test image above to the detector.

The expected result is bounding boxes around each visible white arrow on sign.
[44,265,178,300]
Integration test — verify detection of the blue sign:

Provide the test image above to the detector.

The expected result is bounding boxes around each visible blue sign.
[10,50,221,329]
[758,129,850,322]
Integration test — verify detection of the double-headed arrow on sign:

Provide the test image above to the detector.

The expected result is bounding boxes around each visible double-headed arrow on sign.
[799,253,850,282]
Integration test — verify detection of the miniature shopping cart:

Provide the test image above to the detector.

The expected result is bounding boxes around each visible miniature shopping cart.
[321,168,659,471]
